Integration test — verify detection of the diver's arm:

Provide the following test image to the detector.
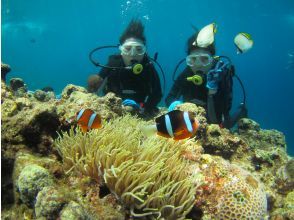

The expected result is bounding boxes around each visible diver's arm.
[144,64,162,112]
[165,73,185,106]
[87,55,118,93]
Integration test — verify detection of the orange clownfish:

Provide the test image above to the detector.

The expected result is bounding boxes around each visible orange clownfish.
[142,110,199,140]
[76,108,102,132]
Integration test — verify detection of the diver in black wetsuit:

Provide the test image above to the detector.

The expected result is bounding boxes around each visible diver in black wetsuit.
[87,19,162,114]
[165,32,247,128]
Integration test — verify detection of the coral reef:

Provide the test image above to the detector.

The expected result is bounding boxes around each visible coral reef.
[16,164,54,206]
[55,115,198,219]
[1,80,293,219]
[1,62,11,81]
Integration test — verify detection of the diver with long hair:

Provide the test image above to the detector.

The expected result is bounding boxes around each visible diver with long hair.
[166,29,248,128]
[87,19,163,114]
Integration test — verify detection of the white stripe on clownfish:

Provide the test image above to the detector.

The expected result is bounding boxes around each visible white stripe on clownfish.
[76,108,85,121]
[88,113,97,129]
[165,114,174,138]
[183,111,193,133]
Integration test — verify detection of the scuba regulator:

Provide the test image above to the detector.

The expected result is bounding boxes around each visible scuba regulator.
[172,55,247,105]
[89,45,166,91]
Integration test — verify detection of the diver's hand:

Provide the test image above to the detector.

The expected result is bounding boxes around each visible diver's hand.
[168,100,183,112]
[87,74,103,93]
[122,99,140,109]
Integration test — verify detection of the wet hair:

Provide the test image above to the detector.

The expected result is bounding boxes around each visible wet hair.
[119,19,146,45]
[186,32,216,55]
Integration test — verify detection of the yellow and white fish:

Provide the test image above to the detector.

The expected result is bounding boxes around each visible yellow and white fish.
[193,23,217,48]
[234,32,254,54]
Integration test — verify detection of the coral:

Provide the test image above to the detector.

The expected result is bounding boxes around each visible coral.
[59,201,89,220]
[9,78,27,96]
[55,115,197,219]
[16,164,54,206]
[285,159,294,180]
[2,102,60,156]
[189,157,268,219]
[34,186,66,219]
[215,171,268,219]
[237,118,286,151]
[33,89,48,101]
[271,191,294,220]
[1,63,11,81]
[1,81,14,100]
[9,76,23,90]
[202,124,248,159]
[57,84,124,121]
[238,118,260,132]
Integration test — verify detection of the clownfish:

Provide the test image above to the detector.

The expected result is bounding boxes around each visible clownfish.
[76,108,102,132]
[142,110,199,140]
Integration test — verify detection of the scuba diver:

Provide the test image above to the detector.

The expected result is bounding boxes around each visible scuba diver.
[87,19,163,114]
[165,31,248,129]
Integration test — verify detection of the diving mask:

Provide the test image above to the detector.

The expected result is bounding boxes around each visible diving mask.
[119,41,146,56]
[186,54,213,67]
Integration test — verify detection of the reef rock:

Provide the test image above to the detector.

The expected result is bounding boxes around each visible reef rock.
[201,124,248,159]
[1,62,11,81]
[188,156,268,219]
[59,201,89,220]
[34,186,66,219]
[57,84,125,121]
[16,164,54,206]
[33,89,55,102]
[9,77,28,97]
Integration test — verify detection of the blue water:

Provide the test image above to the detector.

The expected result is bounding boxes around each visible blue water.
[2,0,294,155]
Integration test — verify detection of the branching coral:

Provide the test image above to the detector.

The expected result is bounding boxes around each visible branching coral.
[55,115,197,219]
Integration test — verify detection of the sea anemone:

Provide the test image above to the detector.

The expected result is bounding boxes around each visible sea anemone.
[55,115,197,219]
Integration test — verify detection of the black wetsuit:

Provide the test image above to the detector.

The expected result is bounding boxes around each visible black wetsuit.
[99,54,162,112]
[165,61,234,126]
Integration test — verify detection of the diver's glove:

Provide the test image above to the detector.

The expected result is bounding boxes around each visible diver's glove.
[122,99,141,109]
[87,74,103,93]
[206,70,221,94]
[168,100,183,112]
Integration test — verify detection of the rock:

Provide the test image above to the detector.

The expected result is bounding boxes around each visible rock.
[2,103,60,155]
[57,86,124,122]
[61,84,88,99]
[34,90,47,102]
[35,186,66,219]
[16,164,54,206]
[1,81,13,101]
[33,90,55,102]
[1,63,11,81]
[285,159,294,180]
[60,201,88,220]
[9,78,26,92]
[202,124,247,159]
[238,118,260,132]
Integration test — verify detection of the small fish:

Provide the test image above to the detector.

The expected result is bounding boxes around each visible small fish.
[234,32,254,54]
[76,108,102,132]
[193,23,217,47]
[142,110,199,140]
